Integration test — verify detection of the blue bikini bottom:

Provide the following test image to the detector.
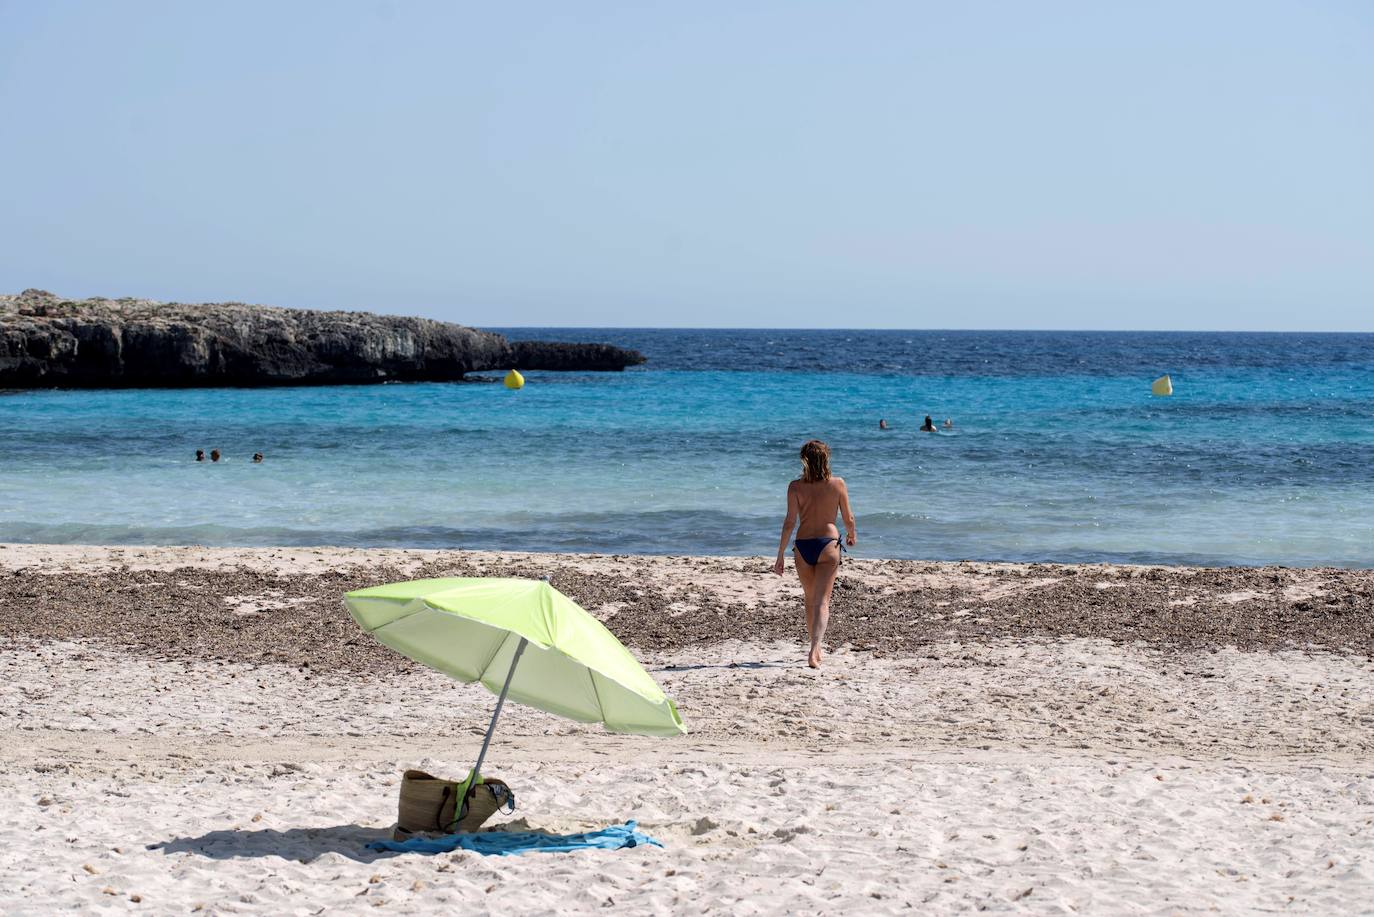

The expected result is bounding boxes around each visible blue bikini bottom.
[794,537,841,566]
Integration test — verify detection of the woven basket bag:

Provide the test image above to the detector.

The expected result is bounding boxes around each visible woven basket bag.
[392,769,515,841]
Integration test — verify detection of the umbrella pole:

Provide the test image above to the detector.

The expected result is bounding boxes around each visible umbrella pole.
[471,636,528,780]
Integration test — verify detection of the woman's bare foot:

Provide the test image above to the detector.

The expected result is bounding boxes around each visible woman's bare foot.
[808,646,821,668]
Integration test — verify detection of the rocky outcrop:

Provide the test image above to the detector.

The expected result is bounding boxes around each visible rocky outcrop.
[0,290,645,387]
[508,340,648,372]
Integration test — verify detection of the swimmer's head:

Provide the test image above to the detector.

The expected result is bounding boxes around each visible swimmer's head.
[210,449,221,462]
[799,440,831,482]
[878,419,888,430]
[195,449,205,461]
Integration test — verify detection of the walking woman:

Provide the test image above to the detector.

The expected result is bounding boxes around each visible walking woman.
[773,440,857,668]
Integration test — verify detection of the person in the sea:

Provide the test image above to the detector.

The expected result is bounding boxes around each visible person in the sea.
[773,439,856,669]
[252,452,264,463]
[210,449,221,462]
[920,416,937,432]
[942,418,954,430]
[878,419,889,430]
[195,449,205,462]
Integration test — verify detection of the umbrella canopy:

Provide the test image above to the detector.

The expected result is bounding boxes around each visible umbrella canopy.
[344,577,685,737]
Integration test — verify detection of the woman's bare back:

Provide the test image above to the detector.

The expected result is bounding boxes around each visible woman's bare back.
[791,477,849,539]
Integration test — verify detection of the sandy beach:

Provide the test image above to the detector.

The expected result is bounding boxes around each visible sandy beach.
[2,544,1372,914]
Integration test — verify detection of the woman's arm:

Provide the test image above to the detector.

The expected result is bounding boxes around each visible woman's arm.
[774,482,799,576]
[839,478,857,546]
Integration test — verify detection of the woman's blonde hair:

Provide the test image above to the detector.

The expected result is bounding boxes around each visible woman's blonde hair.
[799,440,831,482]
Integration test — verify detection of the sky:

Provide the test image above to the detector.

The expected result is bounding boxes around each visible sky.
[1,1,1371,330]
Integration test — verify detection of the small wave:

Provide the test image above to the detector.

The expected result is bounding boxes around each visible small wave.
[4,516,1369,568]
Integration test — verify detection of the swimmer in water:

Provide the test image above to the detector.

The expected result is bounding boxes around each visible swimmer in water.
[195,449,205,462]
[210,449,221,462]
[920,416,937,432]
[878,419,889,430]
[942,418,954,430]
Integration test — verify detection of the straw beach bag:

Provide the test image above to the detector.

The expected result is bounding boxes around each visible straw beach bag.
[392,769,515,841]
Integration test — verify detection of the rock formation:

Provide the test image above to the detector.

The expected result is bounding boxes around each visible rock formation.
[0,290,644,387]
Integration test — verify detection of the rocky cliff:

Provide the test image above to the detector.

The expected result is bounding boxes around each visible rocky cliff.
[0,290,644,387]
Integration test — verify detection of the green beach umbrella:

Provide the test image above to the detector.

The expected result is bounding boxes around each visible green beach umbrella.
[344,577,685,793]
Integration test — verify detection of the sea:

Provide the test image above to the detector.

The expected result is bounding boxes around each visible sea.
[2,329,1372,567]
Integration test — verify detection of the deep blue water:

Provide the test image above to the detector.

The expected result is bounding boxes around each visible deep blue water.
[3,329,1372,566]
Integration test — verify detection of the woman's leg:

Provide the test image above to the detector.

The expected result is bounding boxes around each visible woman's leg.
[793,550,816,651]
[805,543,841,667]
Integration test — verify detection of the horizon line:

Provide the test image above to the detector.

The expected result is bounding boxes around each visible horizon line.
[8,289,1370,334]
[482,324,1374,335]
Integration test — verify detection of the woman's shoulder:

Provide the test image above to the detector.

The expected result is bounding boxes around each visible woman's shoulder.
[792,476,845,489]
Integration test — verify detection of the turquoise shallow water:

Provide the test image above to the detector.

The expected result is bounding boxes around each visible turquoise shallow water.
[2,330,1372,566]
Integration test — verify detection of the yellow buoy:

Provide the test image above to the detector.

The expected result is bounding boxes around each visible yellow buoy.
[1151,374,1173,396]
[503,368,525,390]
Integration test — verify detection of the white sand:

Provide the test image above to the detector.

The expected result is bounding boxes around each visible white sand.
[2,636,1372,914]
[1,544,1372,913]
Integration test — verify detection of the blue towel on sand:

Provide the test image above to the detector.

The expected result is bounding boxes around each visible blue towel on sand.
[367,821,663,856]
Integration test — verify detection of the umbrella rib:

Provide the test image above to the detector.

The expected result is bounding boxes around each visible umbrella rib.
[587,668,607,722]
[475,630,514,684]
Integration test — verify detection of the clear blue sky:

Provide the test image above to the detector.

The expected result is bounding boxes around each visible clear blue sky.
[2,1,1371,330]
